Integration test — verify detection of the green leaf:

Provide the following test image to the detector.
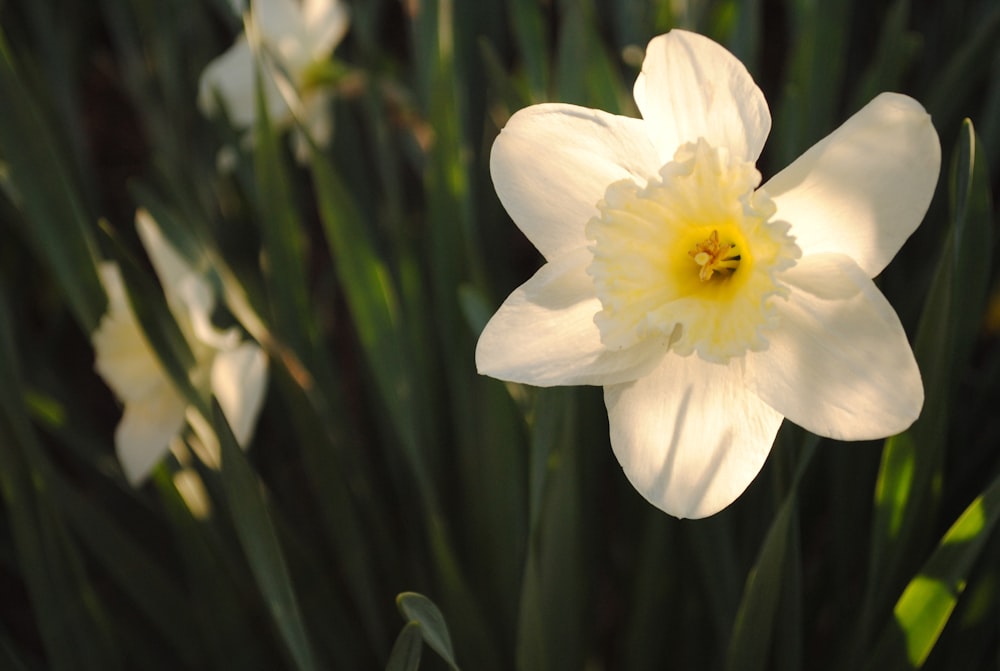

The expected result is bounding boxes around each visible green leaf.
[152,469,273,670]
[385,622,424,671]
[0,26,104,333]
[396,592,460,669]
[310,155,486,655]
[923,6,1000,138]
[516,388,586,671]
[251,54,320,366]
[861,119,994,670]
[849,0,920,109]
[0,292,121,671]
[0,631,31,671]
[56,484,199,666]
[865,471,1000,670]
[725,439,816,671]
[213,399,318,671]
[687,516,742,644]
[309,150,429,495]
[862,119,993,644]
[725,499,795,671]
[945,120,993,347]
[772,0,853,165]
[555,0,628,112]
[506,0,549,99]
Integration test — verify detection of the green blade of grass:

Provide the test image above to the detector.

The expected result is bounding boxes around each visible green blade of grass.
[861,119,992,647]
[0,27,104,333]
[922,6,1000,142]
[152,468,277,670]
[308,149,427,496]
[410,6,534,660]
[385,622,423,671]
[0,631,32,671]
[397,592,460,669]
[251,62,319,366]
[311,151,490,656]
[507,0,549,99]
[516,387,587,671]
[0,293,121,671]
[849,0,920,110]
[864,471,1000,670]
[772,0,853,166]
[56,482,199,666]
[555,0,629,112]
[725,438,816,671]
[213,398,318,671]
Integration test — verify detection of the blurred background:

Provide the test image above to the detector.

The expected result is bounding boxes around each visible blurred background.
[0,0,998,669]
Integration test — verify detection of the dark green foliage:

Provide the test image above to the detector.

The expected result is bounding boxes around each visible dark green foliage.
[0,0,997,669]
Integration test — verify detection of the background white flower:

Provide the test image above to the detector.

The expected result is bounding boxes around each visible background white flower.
[477,30,941,519]
[93,210,268,485]
[197,0,349,158]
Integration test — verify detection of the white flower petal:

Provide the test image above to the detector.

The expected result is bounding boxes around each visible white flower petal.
[198,34,290,128]
[476,247,666,387]
[253,0,307,57]
[633,30,770,164]
[198,36,257,124]
[115,385,188,485]
[490,103,660,261]
[605,354,783,519]
[93,263,168,403]
[212,342,268,446]
[764,93,940,277]
[135,210,195,294]
[135,210,233,353]
[746,253,922,439]
[302,0,349,56]
[173,274,241,352]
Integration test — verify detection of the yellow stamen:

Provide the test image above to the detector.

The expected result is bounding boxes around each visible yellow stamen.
[688,230,740,281]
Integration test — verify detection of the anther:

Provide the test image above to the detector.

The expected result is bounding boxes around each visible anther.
[689,230,739,281]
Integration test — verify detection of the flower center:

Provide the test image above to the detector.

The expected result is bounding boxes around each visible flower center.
[689,230,740,281]
[586,138,800,362]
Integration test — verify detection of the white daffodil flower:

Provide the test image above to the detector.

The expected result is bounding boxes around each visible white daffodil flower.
[477,30,941,519]
[198,0,349,159]
[93,210,268,485]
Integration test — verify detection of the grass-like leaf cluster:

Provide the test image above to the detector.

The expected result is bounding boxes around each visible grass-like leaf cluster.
[0,0,998,669]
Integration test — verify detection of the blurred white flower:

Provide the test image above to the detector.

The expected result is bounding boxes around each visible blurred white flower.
[198,0,349,160]
[93,210,268,485]
[477,30,941,518]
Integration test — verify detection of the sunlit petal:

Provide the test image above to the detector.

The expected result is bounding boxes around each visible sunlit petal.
[134,210,237,353]
[253,0,307,60]
[115,386,188,485]
[93,263,167,403]
[212,342,269,446]
[490,103,660,261]
[476,248,667,386]
[302,0,349,55]
[746,253,923,439]
[633,30,770,164]
[135,210,195,293]
[764,93,941,277]
[198,36,259,126]
[605,354,783,519]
